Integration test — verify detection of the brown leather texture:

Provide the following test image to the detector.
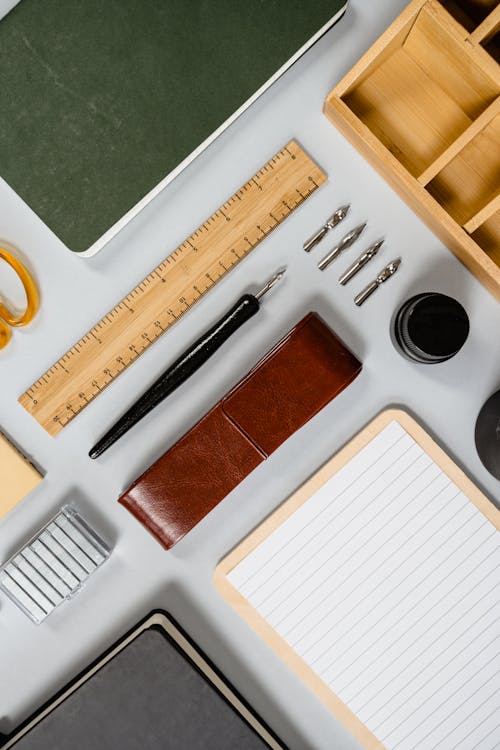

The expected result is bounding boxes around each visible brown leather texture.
[223,313,362,455]
[119,406,265,550]
[119,313,362,549]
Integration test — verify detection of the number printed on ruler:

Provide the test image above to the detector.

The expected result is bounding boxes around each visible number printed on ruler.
[19,141,327,435]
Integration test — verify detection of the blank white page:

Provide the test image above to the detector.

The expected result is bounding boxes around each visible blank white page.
[228,421,500,750]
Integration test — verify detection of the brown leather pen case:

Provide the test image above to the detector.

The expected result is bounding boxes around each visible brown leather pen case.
[118,313,362,549]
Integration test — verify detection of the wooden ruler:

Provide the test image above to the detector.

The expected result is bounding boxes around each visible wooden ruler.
[20,141,326,435]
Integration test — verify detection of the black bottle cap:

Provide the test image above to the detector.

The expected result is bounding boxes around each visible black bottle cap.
[475,389,500,480]
[394,293,469,364]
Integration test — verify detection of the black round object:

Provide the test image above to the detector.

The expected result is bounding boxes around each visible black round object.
[393,293,469,364]
[475,389,500,481]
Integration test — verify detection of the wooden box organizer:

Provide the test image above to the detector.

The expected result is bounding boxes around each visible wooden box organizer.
[325,0,500,298]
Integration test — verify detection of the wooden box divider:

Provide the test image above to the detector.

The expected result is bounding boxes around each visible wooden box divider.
[325,0,500,299]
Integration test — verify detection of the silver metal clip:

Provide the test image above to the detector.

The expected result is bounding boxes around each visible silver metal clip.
[303,204,350,252]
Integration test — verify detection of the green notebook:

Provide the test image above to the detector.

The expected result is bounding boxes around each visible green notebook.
[0,0,347,255]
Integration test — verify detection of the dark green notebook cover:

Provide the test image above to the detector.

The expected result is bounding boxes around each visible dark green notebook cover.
[0,0,346,254]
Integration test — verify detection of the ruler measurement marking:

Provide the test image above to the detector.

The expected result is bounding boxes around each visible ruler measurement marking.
[19,141,326,434]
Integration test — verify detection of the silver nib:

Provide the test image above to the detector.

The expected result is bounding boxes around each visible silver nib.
[254,267,287,300]
[303,204,350,252]
[354,258,402,307]
[339,239,384,285]
[376,258,401,284]
[318,223,367,271]
[325,204,350,230]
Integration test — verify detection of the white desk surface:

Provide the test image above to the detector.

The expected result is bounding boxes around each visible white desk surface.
[0,1,499,748]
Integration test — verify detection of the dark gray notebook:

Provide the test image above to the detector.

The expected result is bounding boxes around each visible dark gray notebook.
[3,612,285,750]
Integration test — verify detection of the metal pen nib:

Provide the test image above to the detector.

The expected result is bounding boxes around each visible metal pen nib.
[89,267,287,459]
[254,267,287,300]
[318,223,366,271]
[303,204,350,252]
[354,258,402,306]
[339,240,384,285]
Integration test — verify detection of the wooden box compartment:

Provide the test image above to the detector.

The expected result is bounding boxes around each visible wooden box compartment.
[325,0,500,299]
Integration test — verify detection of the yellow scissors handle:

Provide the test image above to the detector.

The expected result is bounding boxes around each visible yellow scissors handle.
[0,246,39,327]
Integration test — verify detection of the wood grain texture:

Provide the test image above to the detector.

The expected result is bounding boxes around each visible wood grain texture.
[403,1,498,117]
[324,0,500,299]
[417,96,500,184]
[426,114,500,225]
[18,141,326,435]
[214,408,499,750]
[470,4,500,43]
[325,95,500,297]
[464,191,500,232]
[343,47,472,177]
[472,209,500,263]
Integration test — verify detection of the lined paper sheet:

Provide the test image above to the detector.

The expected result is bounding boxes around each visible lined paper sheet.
[228,421,500,750]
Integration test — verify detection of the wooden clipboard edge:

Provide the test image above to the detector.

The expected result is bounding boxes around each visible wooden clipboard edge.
[213,573,385,750]
[387,409,499,530]
[214,407,499,750]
